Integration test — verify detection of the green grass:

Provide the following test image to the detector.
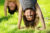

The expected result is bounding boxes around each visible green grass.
[0,0,50,33]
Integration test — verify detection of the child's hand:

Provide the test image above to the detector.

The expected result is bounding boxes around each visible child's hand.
[18,26,20,29]
[37,27,45,30]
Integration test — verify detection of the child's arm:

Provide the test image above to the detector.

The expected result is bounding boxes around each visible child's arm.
[18,4,22,29]
[35,3,46,30]
[4,0,8,16]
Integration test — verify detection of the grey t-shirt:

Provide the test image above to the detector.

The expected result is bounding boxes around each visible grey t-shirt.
[19,0,37,11]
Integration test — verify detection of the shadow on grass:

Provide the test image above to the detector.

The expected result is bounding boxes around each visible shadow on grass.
[7,27,35,33]
[46,29,50,33]
[0,15,12,22]
[0,0,4,5]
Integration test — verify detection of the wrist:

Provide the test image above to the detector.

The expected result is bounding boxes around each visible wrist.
[42,26,46,29]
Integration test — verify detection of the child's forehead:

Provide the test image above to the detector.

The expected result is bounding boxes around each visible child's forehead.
[25,10,34,12]
[8,0,16,2]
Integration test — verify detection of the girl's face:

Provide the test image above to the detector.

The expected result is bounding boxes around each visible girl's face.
[8,2,16,11]
[24,9,35,21]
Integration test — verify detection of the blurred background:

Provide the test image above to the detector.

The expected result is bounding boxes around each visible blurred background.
[0,0,50,33]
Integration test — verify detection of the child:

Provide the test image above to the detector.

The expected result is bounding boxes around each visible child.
[18,0,46,30]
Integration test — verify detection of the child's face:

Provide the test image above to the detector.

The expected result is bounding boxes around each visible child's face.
[24,9,35,21]
[8,2,16,11]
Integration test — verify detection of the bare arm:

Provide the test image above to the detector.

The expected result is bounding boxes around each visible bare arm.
[18,4,22,29]
[4,0,8,16]
[36,3,46,30]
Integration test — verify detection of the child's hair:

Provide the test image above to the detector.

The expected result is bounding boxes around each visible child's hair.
[7,5,18,14]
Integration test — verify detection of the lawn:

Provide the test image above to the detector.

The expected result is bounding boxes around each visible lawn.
[0,0,50,33]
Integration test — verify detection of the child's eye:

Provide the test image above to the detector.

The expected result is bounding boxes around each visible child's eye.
[30,16,32,17]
